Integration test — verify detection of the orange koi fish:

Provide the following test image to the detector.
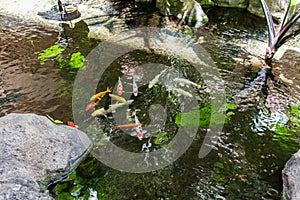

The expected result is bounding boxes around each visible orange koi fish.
[112,123,143,131]
[117,77,123,95]
[90,88,112,101]
[67,121,76,128]
[85,98,100,111]
[133,76,138,96]
[134,114,143,140]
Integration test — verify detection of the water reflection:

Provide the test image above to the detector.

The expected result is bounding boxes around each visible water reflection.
[1,6,300,199]
[0,16,71,119]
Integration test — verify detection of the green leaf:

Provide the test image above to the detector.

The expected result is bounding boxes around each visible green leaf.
[46,114,54,122]
[270,104,300,153]
[65,171,77,181]
[53,119,64,124]
[70,184,84,197]
[227,111,235,117]
[290,0,300,6]
[69,52,85,69]
[35,44,64,65]
[46,114,63,124]
[175,108,202,127]
[154,132,169,145]
[175,104,227,128]
[225,103,237,110]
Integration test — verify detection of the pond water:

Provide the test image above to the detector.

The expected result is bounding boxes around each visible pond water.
[1,4,300,200]
[0,15,72,119]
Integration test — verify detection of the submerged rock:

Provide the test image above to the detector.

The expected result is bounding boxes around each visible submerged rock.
[282,149,300,200]
[0,113,92,199]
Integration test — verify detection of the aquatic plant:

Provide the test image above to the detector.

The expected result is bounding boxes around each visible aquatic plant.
[35,43,85,98]
[34,44,64,65]
[270,103,300,153]
[68,52,86,69]
[260,0,300,66]
[175,102,236,128]
[35,44,85,69]
[253,103,300,154]
[153,131,170,145]
[54,156,115,199]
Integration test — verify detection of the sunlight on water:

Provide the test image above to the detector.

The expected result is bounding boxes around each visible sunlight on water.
[0,16,72,119]
[1,6,300,199]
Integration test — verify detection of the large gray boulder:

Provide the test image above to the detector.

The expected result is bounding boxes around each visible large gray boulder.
[283,149,300,200]
[214,0,248,8]
[247,0,288,17]
[0,113,92,199]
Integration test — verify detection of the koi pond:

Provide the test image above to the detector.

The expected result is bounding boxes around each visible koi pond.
[1,5,300,200]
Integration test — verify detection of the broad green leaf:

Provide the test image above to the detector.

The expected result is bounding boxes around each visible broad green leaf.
[70,184,84,197]
[35,44,64,65]
[225,103,237,110]
[69,52,85,69]
[154,132,169,145]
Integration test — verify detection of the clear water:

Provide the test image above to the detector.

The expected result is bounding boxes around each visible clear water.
[1,5,300,199]
[0,15,72,119]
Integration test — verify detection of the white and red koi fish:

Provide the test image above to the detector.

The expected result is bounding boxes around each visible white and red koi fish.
[133,76,138,96]
[117,77,123,95]
[134,114,143,140]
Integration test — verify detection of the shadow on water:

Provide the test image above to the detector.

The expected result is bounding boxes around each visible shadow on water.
[0,4,300,200]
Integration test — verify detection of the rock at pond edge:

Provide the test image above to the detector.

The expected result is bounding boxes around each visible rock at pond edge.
[0,113,93,199]
[282,149,300,200]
